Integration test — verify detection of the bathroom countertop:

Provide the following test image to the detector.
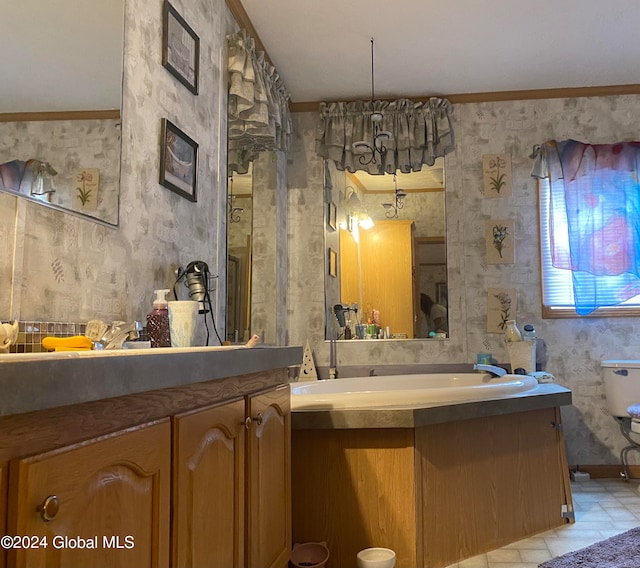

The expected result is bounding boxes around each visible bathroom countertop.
[0,345,302,417]
[291,382,572,429]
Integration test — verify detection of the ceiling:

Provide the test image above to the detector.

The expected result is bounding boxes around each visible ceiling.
[1,0,123,113]
[238,0,640,105]
[351,163,444,193]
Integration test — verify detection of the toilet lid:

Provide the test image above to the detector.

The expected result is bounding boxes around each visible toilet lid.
[627,403,640,418]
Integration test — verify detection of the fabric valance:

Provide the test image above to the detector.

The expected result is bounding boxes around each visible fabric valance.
[315,97,454,175]
[227,29,292,174]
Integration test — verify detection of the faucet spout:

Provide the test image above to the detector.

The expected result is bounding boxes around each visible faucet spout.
[473,363,507,378]
[328,337,337,379]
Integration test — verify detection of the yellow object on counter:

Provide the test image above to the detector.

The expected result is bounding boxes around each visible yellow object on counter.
[42,336,93,352]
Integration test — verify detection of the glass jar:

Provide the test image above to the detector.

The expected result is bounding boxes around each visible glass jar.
[504,320,522,342]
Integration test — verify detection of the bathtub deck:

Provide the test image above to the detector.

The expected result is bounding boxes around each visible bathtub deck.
[291,389,573,568]
[291,382,570,429]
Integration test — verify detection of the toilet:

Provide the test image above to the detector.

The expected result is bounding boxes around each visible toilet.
[602,360,640,479]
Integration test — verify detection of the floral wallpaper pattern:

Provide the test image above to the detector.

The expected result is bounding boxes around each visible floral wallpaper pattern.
[0,119,121,224]
[1,0,231,342]
[288,95,640,466]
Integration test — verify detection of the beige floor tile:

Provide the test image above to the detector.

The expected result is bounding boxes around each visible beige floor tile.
[502,536,548,550]
[455,555,489,568]
[486,548,521,563]
[518,548,552,563]
[444,479,640,568]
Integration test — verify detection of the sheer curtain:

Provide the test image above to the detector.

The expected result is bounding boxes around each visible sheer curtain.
[315,97,454,175]
[227,29,292,174]
[531,139,640,314]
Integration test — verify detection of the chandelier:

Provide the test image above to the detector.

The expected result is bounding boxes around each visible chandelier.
[352,38,393,167]
[382,173,407,218]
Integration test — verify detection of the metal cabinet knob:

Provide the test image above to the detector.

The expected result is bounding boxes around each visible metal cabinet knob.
[242,413,263,429]
[37,495,60,521]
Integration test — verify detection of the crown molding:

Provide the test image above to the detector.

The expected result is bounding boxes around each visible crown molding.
[289,84,640,113]
[0,110,120,123]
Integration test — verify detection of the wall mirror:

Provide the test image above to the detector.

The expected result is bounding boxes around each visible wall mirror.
[226,167,253,342]
[0,0,125,227]
[325,159,448,340]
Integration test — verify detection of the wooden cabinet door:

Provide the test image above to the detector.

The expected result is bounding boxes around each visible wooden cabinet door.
[173,399,245,568]
[0,462,7,568]
[246,385,291,568]
[7,420,171,568]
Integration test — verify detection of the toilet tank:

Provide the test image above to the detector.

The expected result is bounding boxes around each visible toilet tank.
[602,360,640,417]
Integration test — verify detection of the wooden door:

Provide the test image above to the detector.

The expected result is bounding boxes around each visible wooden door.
[173,399,246,568]
[246,385,291,568]
[340,220,415,337]
[8,420,170,568]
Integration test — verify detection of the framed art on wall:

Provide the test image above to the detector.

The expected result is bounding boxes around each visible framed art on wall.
[159,119,198,202]
[162,0,199,94]
[327,202,337,231]
[328,248,337,277]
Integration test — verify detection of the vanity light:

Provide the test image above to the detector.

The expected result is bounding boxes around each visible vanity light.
[352,38,393,167]
[358,213,375,229]
[344,186,375,232]
[382,173,406,218]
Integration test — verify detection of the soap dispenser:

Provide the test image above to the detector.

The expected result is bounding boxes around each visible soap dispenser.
[147,289,171,348]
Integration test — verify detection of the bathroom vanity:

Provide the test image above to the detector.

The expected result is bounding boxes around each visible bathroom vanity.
[291,380,573,568]
[0,345,301,568]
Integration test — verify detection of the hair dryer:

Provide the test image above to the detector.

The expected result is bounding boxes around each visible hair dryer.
[184,261,210,314]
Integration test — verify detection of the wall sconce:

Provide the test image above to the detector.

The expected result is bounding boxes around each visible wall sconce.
[382,173,406,218]
[228,176,244,223]
[352,38,393,167]
[343,185,375,235]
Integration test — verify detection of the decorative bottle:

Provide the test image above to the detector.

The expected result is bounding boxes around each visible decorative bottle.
[147,289,171,348]
[522,324,536,341]
[504,320,522,342]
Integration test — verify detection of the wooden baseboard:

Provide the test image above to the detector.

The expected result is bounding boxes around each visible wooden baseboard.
[568,464,640,479]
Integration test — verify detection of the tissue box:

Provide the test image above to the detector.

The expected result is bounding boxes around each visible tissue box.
[507,341,536,374]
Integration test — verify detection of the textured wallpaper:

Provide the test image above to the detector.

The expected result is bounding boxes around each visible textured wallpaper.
[288,95,640,465]
[2,0,231,343]
[2,0,640,467]
[0,118,121,225]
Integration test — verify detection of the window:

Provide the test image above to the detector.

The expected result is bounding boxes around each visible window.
[535,140,640,318]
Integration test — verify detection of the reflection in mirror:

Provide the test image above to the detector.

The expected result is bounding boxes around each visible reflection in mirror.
[325,159,448,340]
[0,0,124,226]
[226,168,253,342]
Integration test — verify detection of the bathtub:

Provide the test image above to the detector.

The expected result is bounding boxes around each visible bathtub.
[291,372,539,410]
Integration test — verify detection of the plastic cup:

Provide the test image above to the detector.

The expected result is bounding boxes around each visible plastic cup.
[168,301,199,347]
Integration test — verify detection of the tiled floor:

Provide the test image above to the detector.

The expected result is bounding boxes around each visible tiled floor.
[445,478,640,568]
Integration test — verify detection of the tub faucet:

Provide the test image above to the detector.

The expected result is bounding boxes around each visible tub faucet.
[473,363,507,378]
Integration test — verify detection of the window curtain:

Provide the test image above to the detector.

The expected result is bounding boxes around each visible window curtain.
[531,139,640,314]
[227,29,292,174]
[315,98,454,175]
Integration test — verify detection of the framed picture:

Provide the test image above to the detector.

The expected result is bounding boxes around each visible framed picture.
[160,119,198,202]
[162,0,199,94]
[328,248,337,278]
[327,202,337,231]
